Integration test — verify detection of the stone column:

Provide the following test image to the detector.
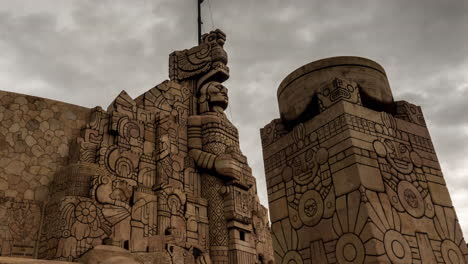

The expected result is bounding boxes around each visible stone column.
[261,56,468,264]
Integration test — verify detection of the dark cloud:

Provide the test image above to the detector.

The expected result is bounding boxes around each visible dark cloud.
[1,0,468,231]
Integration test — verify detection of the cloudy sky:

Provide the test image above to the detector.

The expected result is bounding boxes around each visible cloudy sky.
[1,0,468,233]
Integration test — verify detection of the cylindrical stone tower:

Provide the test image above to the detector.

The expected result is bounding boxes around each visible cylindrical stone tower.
[261,56,468,264]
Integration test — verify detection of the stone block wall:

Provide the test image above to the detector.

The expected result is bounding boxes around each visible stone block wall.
[0,90,90,258]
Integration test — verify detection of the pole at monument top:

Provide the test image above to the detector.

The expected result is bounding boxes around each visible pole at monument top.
[198,0,204,45]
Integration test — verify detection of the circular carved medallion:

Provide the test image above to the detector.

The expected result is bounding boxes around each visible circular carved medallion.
[282,251,303,264]
[75,201,97,224]
[336,233,365,264]
[441,240,466,264]
[298,190,323,227]
[397,181,424,218]
[384,230,412,264]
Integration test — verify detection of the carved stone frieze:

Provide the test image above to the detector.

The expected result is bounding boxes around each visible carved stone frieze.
[263,57,468,264]
[0,29,272,264]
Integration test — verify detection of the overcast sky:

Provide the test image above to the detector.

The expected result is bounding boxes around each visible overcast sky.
[1,0,468,234]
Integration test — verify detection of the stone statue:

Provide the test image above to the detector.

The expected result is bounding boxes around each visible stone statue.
[188,81,247,182]
[187,81,258,262]
[0,29,274,264]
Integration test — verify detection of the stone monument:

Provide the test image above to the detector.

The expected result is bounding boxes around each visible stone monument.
[0,29,273,264]
[261,56,468,264]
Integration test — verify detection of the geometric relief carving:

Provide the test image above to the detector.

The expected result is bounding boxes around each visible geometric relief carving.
[202,174,228,247]
[271,219,302,264]
[332,190,367,264]
[0,197,42,258]
[373,139,418,175]
[373,136,433,219]
[280,123,332,232]
[383,230,412,264]
[282,251,304,264]
[40,197,111,260]
[92,173,135,210]
[226,186,253,223]
[264,57,468,264]
[395,100,426,127]
[335,233,365,264]
[331,188,412,264]
[298,190,323,227]
[169,29,228,82]
[416,232,437,264]
[1,28,274,263]
[114,116,144,151]
[267,110,449,264]
[131,194,158,239]
[365,190,410,263]
[260,118,287,148]
[103,146,140,181]
[138,161,156,188]
[434,206,465,247]
[317,77,362,112]
[441,240,466,264]
[397,181,424,218]
[310,239,328,264]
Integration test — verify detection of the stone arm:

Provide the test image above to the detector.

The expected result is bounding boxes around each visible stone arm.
[188,116,217,170]
[187,115,240,180]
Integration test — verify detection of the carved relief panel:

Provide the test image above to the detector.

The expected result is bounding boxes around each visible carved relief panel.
[37,81,205,262]
[0,29,273,264]
[263,86,468,264]
[0,196,42,258]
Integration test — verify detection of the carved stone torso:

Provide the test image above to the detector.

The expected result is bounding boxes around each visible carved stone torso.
[200,112,241,156]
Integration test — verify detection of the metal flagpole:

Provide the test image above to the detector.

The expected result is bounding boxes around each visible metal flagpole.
[198,0,204,45]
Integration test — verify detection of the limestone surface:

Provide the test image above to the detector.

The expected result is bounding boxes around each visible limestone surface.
[0,29,273,264]
[262,57,468,264]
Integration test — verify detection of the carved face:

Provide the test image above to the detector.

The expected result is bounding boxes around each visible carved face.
[318,77,361,111]
[202,29,226,46]
[304,198,318,217]
[201,29,228,74]
[200,81,229,112]
[404,189,418,208]
[292,148,318,180]
[384,139,414,174]
[330,78,353,100]
[398,101,426,126]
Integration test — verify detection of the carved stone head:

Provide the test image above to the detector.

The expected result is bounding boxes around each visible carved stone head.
[201,29,227,65]
[169,29,229,83]
[199,81,229,113]
[395,100,426,126]
[317,77,362,112]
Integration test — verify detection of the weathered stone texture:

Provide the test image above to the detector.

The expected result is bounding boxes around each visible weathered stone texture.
[0,29,273,264]
[262,57,468,264]
[0,91,89,200]
[0,91,90,259]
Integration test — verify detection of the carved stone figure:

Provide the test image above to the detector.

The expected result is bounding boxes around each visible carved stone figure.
[188,80,258,263]
[0,29,272,264]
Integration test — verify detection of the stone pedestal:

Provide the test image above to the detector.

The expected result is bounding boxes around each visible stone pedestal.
[261,57,468,264]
